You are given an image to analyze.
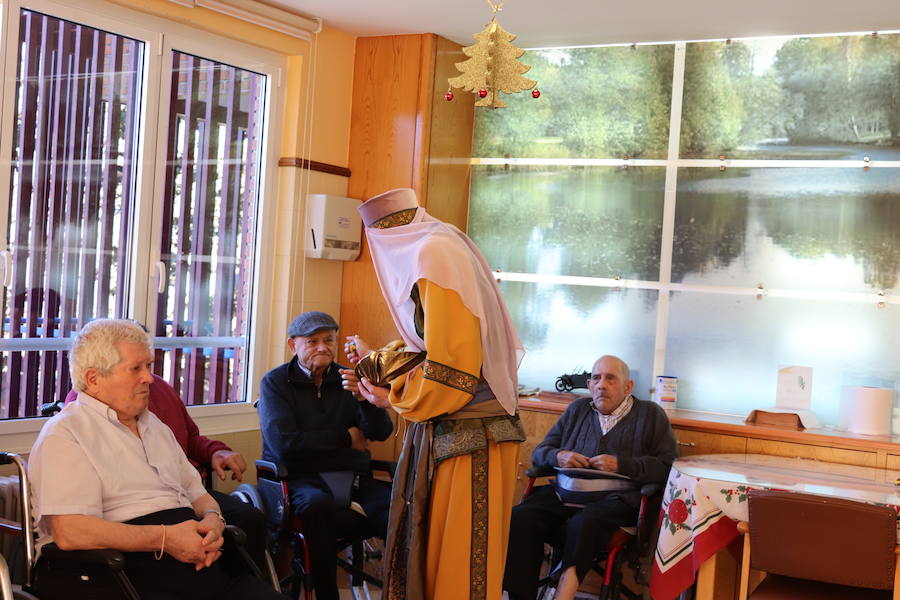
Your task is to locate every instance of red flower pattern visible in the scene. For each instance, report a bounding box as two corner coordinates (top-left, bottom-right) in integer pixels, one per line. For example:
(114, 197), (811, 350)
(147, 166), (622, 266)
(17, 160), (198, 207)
(668, 498), (689, 524)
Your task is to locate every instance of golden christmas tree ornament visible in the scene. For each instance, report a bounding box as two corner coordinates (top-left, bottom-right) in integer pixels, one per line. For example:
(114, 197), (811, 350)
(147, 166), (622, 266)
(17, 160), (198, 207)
(447, 0), (537, 108)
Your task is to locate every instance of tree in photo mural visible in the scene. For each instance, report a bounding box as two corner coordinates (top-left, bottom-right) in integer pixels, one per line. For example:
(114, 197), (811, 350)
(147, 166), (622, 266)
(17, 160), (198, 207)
(473, 44), (674, 159)
(680, 43), (744, 156)
(774, 34), (900, 145)
(471, 51), (555, 157)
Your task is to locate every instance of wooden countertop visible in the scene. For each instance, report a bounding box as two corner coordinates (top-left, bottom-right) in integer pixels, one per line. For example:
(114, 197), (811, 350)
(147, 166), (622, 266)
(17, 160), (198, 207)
(518, 393), (900, 453)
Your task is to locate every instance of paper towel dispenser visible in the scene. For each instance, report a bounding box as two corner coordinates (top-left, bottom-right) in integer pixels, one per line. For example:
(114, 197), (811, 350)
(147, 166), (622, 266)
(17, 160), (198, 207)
(305, 194), (362, 261)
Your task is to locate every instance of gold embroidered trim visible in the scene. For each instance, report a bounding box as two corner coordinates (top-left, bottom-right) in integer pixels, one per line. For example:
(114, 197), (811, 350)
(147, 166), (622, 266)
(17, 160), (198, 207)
(370, 208), (417, 229)
(432, 414), (526, 463)
(423, 360), (479, 395)
(470, 447), (489, 600)
(385, 515), (409, 600)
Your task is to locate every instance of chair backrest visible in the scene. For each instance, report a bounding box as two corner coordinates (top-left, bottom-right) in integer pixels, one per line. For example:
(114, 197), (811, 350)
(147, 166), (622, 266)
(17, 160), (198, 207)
(748, 489), (896, 590)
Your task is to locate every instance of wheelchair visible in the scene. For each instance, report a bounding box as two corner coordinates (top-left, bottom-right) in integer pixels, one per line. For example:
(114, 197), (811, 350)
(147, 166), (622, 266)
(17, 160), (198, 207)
(0, 451), (265, 600)
(521, 466), (662, 600)
(232, 459), (394, 600)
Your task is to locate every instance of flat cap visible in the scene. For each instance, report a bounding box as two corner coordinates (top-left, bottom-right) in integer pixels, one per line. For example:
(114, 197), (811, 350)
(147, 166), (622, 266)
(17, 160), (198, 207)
(287, 311), (339, 338)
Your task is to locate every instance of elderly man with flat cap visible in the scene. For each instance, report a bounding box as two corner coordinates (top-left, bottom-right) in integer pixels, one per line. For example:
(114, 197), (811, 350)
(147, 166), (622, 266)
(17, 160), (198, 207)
(257, 311), (393, 600)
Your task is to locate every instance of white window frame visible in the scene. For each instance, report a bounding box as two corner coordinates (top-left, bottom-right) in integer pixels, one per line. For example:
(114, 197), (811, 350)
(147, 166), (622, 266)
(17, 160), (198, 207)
(0, 0), (289, 449)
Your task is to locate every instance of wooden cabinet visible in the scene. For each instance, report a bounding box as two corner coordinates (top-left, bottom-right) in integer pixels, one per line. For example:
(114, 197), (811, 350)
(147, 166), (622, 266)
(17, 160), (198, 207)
(744, 438), (876, 467)
(886, 454), (900, 470)
(673, 428), (747, 457)
(515, 408), (560, 499)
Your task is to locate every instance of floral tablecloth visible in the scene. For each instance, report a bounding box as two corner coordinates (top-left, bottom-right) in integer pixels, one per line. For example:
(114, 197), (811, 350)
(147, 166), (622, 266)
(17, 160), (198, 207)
(649, 466), (747, 600)
(648, 454), (900, 600)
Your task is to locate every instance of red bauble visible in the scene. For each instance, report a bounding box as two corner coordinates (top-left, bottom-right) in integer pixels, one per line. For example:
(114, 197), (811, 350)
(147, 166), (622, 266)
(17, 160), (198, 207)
(531, 89), (541, 98)
(444, 91), (454, 101)
(478, 88), (488, 98)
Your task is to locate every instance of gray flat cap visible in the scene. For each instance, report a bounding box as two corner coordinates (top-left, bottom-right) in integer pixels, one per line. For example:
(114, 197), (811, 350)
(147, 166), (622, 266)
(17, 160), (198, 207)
(287, 311), (339, 338)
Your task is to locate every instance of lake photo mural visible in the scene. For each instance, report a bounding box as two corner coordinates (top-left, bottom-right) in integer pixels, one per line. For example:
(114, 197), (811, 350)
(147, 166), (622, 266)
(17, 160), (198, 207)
(469, 32), (900, 424)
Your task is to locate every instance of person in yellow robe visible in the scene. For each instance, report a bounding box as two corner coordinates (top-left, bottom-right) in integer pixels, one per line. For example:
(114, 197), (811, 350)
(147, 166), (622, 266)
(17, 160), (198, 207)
(350, 188), (525, 600)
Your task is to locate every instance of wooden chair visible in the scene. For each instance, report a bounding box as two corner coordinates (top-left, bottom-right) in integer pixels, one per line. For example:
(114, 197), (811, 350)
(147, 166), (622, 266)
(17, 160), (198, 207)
(737, 489), (900, 600)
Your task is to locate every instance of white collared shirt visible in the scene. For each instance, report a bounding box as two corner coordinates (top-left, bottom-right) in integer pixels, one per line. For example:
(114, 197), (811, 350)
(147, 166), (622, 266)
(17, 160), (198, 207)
(28, 392), (207, 549)
(595, 394), (634, 435)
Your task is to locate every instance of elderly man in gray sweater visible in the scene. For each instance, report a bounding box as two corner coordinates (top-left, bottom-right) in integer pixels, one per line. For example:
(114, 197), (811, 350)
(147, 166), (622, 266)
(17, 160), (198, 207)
(503, 355), (677, 600)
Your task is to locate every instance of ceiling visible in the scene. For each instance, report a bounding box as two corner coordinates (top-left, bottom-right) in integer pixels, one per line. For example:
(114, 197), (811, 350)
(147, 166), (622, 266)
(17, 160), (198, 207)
(268, 0), (900, 48)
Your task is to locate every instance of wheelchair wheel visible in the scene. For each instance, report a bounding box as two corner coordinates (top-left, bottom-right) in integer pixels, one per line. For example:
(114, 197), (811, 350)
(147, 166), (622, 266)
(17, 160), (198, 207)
(340, 535), (385, 600)
(232, 484), (265, 513)
(535, 544), (560, 600)
(231, 484), (284, 594)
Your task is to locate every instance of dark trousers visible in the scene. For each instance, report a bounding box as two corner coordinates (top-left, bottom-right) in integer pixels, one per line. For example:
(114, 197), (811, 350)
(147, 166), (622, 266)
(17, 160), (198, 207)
(288, 474), (392, 600)
(503, 486), (637, 600)
(124, 508), (285, 600)
(212, 488), (268, 573)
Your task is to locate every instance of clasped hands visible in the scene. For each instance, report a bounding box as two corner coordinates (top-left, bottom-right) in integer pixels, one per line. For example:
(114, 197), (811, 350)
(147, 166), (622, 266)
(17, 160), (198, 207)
(167, 513), (225, 570)
(556, 450), (618, 473)
(340, 335), (391, 409)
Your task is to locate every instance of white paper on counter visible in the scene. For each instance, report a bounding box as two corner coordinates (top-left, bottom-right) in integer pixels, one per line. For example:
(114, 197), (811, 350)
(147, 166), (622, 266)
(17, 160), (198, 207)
(776, 366), (812, 410)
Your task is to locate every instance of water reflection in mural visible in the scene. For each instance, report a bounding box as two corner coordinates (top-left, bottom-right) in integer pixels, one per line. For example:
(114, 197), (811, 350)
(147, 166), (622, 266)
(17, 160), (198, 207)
(666, 292), (900, 424)
(469, 165), (665, 280)
(675, 167), (900, 293)
(500, 281), (658, 399)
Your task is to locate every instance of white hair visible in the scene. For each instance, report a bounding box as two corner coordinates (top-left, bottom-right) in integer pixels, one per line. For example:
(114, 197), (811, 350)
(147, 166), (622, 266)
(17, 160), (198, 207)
(69, 319), (153, 391)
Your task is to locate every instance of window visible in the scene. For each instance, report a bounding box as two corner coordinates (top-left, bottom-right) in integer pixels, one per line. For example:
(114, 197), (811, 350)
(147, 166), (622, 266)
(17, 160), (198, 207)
(0, 0), (283, 419)
(470, 33), (900, 425)
(154, 51), (267, 406)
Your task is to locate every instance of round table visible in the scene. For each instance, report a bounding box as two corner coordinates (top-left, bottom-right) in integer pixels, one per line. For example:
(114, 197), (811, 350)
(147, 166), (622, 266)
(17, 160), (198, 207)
(649, 453), (900, 600)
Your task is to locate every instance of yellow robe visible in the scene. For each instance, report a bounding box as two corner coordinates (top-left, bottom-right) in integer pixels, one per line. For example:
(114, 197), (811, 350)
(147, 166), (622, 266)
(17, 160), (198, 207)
(389, 278), (520, 600)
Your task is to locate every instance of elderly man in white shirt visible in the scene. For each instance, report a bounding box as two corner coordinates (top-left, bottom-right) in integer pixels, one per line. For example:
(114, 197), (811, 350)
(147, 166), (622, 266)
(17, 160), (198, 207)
(28, 319), (283, 600)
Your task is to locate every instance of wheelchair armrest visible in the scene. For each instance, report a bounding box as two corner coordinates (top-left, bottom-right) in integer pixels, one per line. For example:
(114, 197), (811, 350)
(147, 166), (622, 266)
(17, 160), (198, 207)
(255, 459), (288, 481)
(40, 401), (64, 417)
(635, 482), (665, 553)
(40, 544), (127, 570)
(222, 524), (265, 581)
(525, 465), (556, 478)
(640, 483), (662, 497)
(224, 524), (247, 546)
(370, 460), (397, 479)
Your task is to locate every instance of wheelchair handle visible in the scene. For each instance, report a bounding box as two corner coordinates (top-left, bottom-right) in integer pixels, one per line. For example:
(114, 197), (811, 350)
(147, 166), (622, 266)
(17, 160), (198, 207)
(0, 452), (35, 584)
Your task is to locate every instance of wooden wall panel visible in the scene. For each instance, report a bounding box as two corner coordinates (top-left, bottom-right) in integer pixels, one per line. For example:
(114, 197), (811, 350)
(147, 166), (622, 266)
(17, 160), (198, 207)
(422, 36), (474, 232)
(342, 34), (425, 353)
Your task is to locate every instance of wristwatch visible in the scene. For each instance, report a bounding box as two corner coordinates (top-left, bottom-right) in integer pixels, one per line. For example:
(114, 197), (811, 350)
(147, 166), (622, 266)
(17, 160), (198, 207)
(205, 509), (226, 526)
